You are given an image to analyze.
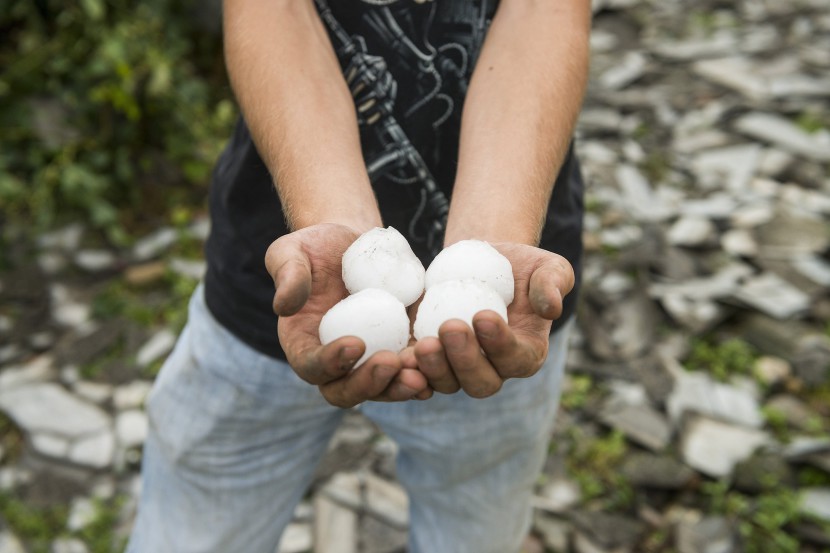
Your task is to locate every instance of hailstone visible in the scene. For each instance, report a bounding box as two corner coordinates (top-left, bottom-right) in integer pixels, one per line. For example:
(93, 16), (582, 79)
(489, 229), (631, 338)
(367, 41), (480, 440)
(319, 288), (410, 367)
(425, 240), (514, 305)
(342, 226), (426, 306)
(413, 279), (508, 340)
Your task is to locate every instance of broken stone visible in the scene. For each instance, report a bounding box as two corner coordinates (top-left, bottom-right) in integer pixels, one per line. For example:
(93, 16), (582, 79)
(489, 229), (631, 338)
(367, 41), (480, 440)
(276, 523), (312, 553)
(599, 402), (671, 451)
(570, 510), (646, 551)
(68, 430), (115, 469)
(168, 258), (206, 280)
(0, 531), (25, 553)
(801, 488), (830, 523)
(599, 51), (647, 90)
(621, 452), (695, 490)
(50, 537), (88, 553)
(689, 143), (761, 192)
(680, 415), (769, 477)
(113, 380), (153, 411)
(37, 223), (84, 251)
(50, 284), (91, 328)
(0, 382), (110, 439)
(753, 356), (791, 386)
(667, 370), (764, 428)
(533, 513), (570, 553)
(312, 494), (357, 553)
(67, 497), (97, 532)
(132, 228), (178, 261)
(115, 410), (148, 449)
(124, 261), (167, 286)
(534, 478), (582, 514)
(675, 515), (736, 553)
(135, 329), (176, 368)
(733, 453), (794, 493)
(74, 250), (118, 273)
(731, 272), (810, 319)
(667, 217), (716, 247)
(721, 229), (758, 257)
(735, 112), (830, 162)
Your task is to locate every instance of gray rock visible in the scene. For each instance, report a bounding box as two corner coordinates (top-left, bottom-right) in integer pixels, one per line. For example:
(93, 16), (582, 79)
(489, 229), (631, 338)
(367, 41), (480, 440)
(276, 523), (312, 553)
(676, 515), (736, 553)
(599, 51), (647, 90)
(753, 356), (791, 386)
(359, 515), (408, 553)
(667, 369), (764, 428)
(721, 229), (758, 257)
(756, 208), (830, 255)
(615, 165), (675, 222)
(599, 402), (671, 451)
(679, 415), (769, 477)
(0, 531), (25, 553)
(0, 382), (110, 438)
(0, 355), (55, 389)
(533, 477), (582, 514)
(678, 194), (737, 220)
(50, 284), (91, 328)
(67, 497), (97, 532)
(735, 113), (830, 162)
(313, 494), (357, 553)
(73, 381), (113, 405)
(689, 143), (761, 192)
(115, 410), (148, 449)
(37, 223), (84, 251)
(74, 250), (117, 272)
(732, 272), (810, 319)
(135, 329), (177, 368)
(621, 452), (695, 489)
(801, 488), (830, 523)
(533, 513), (570, 553)
(733, 453), (794, 493)
(693, 57), (770, 101)
(667, 217), (716, 247)
(570, 510), (645, 550)
(321, 472), (409, 530)
(68, 430), (115, 469)
(113, 380), (153, 411)
(132, 227), (179, 261)
(169, 258), (206, 280)
(51, 538), (88, 553)
(650, 31), (739, 61)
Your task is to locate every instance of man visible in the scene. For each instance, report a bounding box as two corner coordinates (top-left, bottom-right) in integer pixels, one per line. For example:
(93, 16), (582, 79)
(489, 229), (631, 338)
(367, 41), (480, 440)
(127, 1), (589, 551)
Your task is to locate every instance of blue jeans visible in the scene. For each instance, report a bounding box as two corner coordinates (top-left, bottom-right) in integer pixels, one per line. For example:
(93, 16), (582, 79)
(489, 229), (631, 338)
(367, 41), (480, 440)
(127, 285), (571, 553)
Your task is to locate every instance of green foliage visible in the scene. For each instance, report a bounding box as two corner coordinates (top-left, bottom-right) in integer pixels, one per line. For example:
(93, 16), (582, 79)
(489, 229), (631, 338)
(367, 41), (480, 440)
(0, 0), (235, 241)
(77, 497), (128, 553)
(684, 337), (757, 382)
(702, 479), (806, 553)
(0, 493), (68, 553)
(567, 429), (632, 508)
(561, 375), (593, 410)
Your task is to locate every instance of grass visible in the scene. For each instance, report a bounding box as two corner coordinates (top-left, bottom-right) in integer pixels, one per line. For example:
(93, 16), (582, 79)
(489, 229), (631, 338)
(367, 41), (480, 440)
(566, 429), (632, 509)
(684, 336), (757, 382)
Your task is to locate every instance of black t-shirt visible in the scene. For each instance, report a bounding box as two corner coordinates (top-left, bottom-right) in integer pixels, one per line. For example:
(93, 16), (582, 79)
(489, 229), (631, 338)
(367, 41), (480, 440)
(203, 0), (584, 360)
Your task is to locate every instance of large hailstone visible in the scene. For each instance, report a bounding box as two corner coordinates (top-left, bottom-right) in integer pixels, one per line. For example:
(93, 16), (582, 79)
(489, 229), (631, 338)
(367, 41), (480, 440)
(342, 227), (426, 306)
(319, 288), (410, 367)
(413, 279), (508, 340)
(425, 240), (514, 305)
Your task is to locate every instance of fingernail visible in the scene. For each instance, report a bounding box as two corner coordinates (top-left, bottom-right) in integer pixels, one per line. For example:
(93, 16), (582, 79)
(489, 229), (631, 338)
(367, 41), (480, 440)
(474, 320), (498, 340)
(443, 332), (466, 351)
(397, 384), (418, 398)
(340, 347), (361, 370)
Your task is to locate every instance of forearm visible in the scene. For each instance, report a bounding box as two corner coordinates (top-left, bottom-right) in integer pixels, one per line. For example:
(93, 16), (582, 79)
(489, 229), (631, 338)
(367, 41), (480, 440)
(444, 0), (591, 246)
(224, 0), (381, 232)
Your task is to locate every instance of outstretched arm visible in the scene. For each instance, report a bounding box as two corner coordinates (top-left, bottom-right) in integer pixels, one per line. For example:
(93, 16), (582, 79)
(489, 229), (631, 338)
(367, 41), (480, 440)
(225, 0), (430, 406)
(412, 0), (591, 397)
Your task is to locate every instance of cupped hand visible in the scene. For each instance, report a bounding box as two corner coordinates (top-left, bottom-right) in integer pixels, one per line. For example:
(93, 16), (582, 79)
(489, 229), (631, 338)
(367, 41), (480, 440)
(404, 243), (575, 398)
(265, 223), (431, 407)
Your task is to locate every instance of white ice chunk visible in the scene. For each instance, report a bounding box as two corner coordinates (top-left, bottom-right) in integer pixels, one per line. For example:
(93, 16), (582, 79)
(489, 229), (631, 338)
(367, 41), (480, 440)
(425, 240), (514, 305)
(414, 280), (508, 340)
(342, 227), (425, 306)
(319, 289), (410, 367)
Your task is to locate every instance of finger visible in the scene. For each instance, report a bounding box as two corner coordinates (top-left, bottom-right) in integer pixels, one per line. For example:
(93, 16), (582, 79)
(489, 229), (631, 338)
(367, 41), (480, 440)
(473, 311), (547, 379)
(291, 336), (366, 385)
(439, 320), (503, 399)
(528, 255), (574, 320)
(265, 236), (313, 316)
(374, 368), (432, 402)
(318, 351), (402, 408)
(413, 337), (461, 394)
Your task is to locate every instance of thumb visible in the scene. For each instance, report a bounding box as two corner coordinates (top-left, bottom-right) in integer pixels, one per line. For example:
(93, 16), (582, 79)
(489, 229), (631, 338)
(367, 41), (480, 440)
(527, 254), (574, 320)
(265, 235), (313, 316)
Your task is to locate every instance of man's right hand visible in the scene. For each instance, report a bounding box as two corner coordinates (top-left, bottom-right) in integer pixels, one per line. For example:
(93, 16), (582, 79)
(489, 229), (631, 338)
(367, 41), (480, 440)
(265, 223), (432, 408)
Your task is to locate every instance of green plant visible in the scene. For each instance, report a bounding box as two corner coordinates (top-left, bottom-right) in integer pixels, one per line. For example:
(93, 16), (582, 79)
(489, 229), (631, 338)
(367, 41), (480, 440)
(0, 0), (235, 242)
(561, 375), (593, 410)
(684, 337), (757, 382)
(77, 497), (128, 553)
(0, 493), (68, 553)
(567, 429), (632, 509)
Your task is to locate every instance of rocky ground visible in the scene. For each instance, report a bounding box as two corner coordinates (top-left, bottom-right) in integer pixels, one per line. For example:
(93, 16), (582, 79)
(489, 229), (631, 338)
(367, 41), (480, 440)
(1, 0), (830, 552)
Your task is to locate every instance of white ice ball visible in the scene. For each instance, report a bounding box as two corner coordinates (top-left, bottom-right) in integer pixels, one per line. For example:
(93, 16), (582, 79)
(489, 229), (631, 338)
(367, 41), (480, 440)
(319, 288), (411, 367)
(425, 240), (514, 305)
(342, 226), (426, 306)
(413, 279), (508, 340)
